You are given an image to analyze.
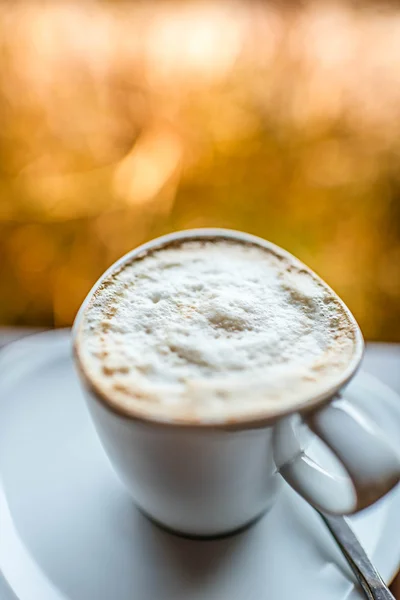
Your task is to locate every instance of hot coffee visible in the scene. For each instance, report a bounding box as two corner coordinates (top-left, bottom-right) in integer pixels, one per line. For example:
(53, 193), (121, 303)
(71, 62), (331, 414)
(75, 236), (357, 423)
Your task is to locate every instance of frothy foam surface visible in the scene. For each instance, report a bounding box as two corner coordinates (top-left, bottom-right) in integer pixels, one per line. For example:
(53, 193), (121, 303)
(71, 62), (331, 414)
(76, 238), (358, 423)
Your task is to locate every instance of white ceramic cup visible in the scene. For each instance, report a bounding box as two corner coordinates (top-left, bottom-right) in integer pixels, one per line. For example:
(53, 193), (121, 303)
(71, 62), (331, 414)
(73, 229), (400, 537)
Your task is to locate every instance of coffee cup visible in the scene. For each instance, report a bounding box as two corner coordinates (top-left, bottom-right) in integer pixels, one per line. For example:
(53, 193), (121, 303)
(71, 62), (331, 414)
(73, 229), (400, 536)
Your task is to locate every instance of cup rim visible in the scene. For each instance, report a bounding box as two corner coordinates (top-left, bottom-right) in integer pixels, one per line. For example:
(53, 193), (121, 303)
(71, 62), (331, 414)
(73, 228), (365, 430)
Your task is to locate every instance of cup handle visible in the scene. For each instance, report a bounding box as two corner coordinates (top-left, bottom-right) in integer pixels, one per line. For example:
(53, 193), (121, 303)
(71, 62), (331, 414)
(274, 396), (400, 514)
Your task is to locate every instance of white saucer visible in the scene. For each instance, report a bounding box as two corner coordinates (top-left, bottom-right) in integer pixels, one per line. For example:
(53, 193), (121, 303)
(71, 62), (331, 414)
(1, 330), (400, 600)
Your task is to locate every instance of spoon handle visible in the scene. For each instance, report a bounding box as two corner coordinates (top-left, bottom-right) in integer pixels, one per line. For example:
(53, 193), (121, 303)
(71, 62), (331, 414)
(319, 512), (395, 600)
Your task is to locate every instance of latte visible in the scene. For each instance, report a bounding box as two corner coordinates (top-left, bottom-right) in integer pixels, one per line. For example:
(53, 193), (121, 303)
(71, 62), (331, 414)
(75, 235), (358, 423)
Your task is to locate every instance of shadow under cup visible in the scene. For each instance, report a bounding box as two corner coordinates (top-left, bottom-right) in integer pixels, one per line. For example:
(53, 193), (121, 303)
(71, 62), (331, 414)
(72, 228), (400, 537)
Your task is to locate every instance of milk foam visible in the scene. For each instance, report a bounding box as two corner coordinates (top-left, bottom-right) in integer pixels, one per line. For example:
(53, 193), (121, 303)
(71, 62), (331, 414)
(76, 239), (357, 423)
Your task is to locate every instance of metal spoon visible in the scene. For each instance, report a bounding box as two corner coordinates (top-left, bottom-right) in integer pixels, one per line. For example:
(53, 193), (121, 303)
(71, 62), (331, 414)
(319, 511), (396, 600)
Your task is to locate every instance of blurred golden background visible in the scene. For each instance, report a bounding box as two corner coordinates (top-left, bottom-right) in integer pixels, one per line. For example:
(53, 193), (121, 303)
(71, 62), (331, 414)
(1, 1), (399, 340)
